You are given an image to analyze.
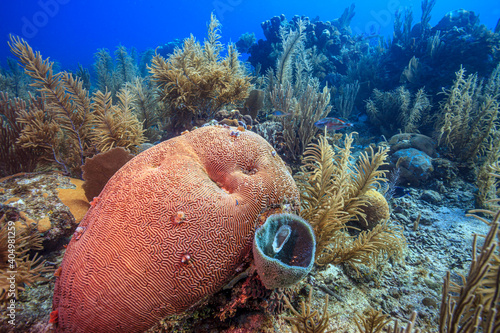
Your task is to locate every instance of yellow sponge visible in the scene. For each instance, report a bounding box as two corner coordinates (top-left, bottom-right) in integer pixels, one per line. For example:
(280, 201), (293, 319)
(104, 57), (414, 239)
(358, 190), (390, 229)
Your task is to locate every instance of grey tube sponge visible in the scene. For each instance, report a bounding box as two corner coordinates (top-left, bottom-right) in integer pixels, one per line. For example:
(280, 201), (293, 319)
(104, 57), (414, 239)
(252, 213), (316, 289)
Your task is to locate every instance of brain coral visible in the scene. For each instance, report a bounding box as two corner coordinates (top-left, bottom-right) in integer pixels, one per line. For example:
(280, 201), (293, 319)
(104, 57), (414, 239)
(52, 126), (299, 332)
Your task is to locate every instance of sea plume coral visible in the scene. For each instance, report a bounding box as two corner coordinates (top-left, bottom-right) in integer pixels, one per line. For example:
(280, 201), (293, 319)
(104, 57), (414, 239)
(8, 35), (146, 177)
(437, 65), (500, 163)
(266, 20), (333, 162)
(0, 213), (53, 307)
(149, 14), (252, 134)
(52, 125), (299, 332)
(295, 133), (405, 272)
(0, 92), (41, 176)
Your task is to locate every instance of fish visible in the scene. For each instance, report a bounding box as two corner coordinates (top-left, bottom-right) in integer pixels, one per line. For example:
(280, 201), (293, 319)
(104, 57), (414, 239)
(393, 186), (411, 198)
(271, 110), (292, 117)
(314, 117), (353, 131)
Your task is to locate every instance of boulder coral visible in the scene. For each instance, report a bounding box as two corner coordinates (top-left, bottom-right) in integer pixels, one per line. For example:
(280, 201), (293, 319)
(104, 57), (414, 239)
(51, 126), (300, 332)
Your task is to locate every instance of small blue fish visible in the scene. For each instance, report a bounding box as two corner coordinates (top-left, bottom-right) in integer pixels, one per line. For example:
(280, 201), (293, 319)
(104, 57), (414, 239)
(314, 117), (353, 131)
(271, 110), (291, 117)
(393, 186), (411, 198)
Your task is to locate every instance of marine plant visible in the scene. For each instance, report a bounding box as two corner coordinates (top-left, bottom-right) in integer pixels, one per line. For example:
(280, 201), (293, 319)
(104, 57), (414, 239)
(127, 77), (164, 142)
(75, 63), (91, 92)
(114, 45), (137, 87)
(333, 80), (359, 119)
(365, 86), (431, 137)
(94, 48), (115, 93)
(295, 132), (405, 271)
(439, 206), (500, 332)
(6, 35), (146, 178)
(0, 92), (40, 177)
(354, 308), (392, 333)
(283, 286), (333, 333)
(354, 309), (419, 333)
(89, 87), (145, 153)
(266, 19), (333, 162)
(149, 13), (252, 134)
(93, 46), (138, 98)
(437, 65), (499, 163)
(138, 48), (155, 77)
(0, 212), (53, 308)
(477, 155), (500, 209)
(0, 58), (33, 99)
(271, 81), (332, 162)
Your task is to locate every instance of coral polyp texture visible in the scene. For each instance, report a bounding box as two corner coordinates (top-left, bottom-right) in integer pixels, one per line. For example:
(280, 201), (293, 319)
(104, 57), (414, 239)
(51, 125), (299, 332)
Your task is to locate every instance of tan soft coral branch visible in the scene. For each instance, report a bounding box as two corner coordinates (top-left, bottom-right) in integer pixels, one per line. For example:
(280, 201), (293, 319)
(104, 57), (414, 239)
(8, 35), (146, 177)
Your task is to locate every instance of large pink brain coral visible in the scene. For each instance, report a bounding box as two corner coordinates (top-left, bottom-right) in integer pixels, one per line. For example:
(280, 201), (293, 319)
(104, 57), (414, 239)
(52, 126), (299, 332)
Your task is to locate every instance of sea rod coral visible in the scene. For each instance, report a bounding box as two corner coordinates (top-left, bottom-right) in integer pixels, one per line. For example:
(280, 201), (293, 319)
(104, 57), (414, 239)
(51, 125), (300, 332)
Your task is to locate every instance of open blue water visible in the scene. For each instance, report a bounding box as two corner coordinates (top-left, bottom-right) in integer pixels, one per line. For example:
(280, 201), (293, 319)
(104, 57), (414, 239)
(0, 0), (498, 69)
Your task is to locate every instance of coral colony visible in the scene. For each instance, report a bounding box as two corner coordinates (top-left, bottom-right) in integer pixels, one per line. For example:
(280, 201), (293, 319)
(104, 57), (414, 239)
(1, 3), (500, 333)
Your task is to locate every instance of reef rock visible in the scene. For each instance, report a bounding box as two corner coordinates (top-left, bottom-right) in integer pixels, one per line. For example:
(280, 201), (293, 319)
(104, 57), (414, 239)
(391, 148), (434, 186)
(388, 133), (437, 157)
(52, 126), (300, 332)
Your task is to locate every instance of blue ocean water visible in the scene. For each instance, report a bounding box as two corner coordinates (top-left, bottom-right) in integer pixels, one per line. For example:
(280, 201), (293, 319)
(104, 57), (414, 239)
(0, 0), (498, 69)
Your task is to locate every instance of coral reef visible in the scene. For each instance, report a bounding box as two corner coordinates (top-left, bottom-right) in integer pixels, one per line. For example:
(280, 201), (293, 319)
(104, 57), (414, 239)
(242, 89), (265, 120)
(249, 10), (366, 80)
(438, 206), (500, 332)
(127, 77), (164, 142)
(2, 2), (500, 332)
(382, 6), (500, 95)
(390, 148), (434, 187)
(0, 58), (34, 99)
(333, 80), (359, 119)
(89, 87), (145, 153)
(236, 32), (256, 54)
(249, 7), (500, 139)
(0, 172), (92, 332)
(0, 214), (52, 308)
(265, 19), (333, 162)
(52, 125), (299, 332)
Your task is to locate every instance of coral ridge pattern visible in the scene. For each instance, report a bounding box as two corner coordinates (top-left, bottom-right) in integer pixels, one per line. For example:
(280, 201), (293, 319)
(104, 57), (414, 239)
(51, 126), (300, 332)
